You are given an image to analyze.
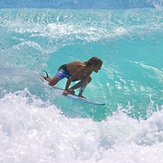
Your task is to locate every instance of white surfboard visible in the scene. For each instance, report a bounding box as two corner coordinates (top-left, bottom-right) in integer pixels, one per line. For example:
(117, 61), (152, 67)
(41, 76), (105, 106)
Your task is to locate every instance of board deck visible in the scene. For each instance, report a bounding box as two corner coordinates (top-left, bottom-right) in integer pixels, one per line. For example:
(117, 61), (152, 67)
(41, 76), (105, 105)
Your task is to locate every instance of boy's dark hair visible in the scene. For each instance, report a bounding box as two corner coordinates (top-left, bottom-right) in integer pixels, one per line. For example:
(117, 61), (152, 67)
(85, 57), (102, 66)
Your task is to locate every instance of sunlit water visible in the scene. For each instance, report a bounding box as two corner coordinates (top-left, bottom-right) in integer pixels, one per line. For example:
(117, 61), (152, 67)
(0, 7), (163, 162)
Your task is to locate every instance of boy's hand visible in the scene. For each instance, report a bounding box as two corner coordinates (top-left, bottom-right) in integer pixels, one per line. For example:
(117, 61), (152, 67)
(63, 89), (75, 96)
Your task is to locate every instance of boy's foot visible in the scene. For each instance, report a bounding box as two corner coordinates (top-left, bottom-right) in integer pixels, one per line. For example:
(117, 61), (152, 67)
(78, 95), (86, 99)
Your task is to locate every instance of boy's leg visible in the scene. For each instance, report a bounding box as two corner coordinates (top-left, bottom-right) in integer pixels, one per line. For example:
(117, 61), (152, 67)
(70, 76), (92, 97)
(49, 76), (59, 86)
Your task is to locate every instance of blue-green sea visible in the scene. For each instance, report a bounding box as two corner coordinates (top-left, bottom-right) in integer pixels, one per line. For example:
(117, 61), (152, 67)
(0, 7), (163, 162)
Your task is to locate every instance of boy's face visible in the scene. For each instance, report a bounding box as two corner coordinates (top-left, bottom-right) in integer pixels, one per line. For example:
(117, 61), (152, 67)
(92, 64), (102, 73)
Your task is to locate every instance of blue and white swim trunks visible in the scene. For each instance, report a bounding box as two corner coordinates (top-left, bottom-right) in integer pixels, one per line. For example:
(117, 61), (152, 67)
(55, 64), (71, 80)
(55, 64), (79, 82)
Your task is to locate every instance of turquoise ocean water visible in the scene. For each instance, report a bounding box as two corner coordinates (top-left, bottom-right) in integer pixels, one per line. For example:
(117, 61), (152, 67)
(0, 5), (163, 163)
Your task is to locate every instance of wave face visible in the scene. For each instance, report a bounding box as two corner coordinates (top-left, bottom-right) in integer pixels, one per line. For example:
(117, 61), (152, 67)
(0, 8), (163, 162)
(1, 0), (163, 9)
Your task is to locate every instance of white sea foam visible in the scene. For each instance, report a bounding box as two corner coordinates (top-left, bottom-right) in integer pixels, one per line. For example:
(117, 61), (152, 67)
(0, 90), (163, 162)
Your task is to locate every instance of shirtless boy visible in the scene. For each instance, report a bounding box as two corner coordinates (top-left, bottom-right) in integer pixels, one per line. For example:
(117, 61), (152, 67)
(42, 56), (103, 98)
